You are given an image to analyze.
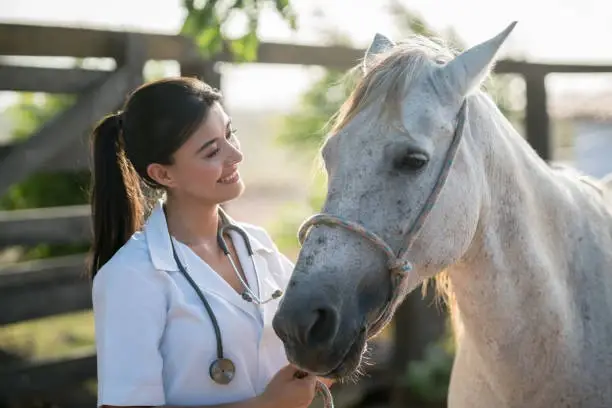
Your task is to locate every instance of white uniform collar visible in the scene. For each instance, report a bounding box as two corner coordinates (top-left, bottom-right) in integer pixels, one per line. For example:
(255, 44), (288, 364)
(144, 199), (273, 273)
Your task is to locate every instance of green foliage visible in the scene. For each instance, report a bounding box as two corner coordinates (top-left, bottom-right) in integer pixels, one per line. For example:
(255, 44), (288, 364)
(1, 93), (91, 260)
(276, 70), (353, 154)
(181, 0), (297, 62)
(400, 329), (455, 403)
(268, 171), (328, 255)
(270, 67), (358, 254)
(4, 93), (74, 142)
(387, 1), (439, 40)
(0, 93), (88, 212)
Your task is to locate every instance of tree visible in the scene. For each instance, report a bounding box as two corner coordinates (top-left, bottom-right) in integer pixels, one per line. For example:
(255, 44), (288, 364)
(181, 0), (297, 62)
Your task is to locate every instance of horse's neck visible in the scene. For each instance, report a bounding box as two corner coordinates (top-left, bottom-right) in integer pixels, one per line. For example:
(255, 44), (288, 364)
(447, 94), (612, 400)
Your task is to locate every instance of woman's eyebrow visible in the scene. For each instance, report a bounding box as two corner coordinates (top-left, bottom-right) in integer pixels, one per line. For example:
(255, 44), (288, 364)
(195, 138), (218, 154)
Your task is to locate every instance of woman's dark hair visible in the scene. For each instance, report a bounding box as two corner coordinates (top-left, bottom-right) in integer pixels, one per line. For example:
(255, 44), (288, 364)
(88, 77), (222, 278)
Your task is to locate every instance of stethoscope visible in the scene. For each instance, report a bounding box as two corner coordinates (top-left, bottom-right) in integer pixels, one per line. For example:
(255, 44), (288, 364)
(167, 208), (283, 385)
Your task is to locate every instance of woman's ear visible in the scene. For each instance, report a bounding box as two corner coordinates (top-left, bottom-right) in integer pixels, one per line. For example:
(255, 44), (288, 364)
(147, 163), (176, 189)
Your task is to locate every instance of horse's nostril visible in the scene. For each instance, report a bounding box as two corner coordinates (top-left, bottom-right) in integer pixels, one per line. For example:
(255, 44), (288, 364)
(305, 306), (339, 346)
(273, 293), (341, 350)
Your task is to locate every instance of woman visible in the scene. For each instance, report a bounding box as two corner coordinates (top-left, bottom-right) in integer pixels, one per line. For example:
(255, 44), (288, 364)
(89, 77), (330, 407)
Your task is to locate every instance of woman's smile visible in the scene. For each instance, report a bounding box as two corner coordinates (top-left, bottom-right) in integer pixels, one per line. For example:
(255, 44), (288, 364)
(218, 169), (240, 184)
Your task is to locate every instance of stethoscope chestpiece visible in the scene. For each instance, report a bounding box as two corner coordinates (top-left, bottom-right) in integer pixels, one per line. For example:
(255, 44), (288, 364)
(271, 290), (282, 299)
(210, 358), (236, 385)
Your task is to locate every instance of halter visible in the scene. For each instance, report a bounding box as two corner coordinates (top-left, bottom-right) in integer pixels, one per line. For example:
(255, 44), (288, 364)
(299, 100), (468, 341)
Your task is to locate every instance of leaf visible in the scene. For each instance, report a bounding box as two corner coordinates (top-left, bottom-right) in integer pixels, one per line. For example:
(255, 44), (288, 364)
(273, 0), (297, 29)
(274, 0), (289, 9)
(183, 0), (195, 13)
(242, 29), (259, 61)
(180, 13), (199, 35)
(200, 1), (217, 22)
(276, 70), (351, 153)
(228, 30), (258, 62)
(195, 24), (222, 57)
(182, 1), (218, 34)
(182, 0), (299, 60)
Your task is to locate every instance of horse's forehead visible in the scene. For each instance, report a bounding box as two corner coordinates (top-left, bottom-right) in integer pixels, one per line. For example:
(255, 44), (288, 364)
(328, 73), (453, 162)
(401, 80), (449, 115)
(324, 125), (386, 183)
(333, 107), (384, 151)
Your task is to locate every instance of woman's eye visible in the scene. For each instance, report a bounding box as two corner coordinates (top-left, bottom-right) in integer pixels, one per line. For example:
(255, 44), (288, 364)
(205, 148), (220, 159)
(226, 128), (238, 139)
(393, 152), (429, 172)
(206, 129), (238, 158)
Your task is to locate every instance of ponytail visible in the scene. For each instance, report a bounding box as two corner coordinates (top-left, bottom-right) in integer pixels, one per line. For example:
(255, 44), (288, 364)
(88, 113), (144, 278)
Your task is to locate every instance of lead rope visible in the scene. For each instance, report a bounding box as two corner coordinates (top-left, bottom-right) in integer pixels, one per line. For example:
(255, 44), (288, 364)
(316, 380), (334, 408)
(296, 101), (468, 408)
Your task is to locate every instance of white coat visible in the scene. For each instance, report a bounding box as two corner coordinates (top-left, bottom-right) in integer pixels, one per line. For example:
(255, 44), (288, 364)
(92, 200), (292, 406)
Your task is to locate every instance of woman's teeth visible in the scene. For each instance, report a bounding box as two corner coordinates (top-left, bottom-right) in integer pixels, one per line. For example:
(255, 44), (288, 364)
(218, 171), (240, 184)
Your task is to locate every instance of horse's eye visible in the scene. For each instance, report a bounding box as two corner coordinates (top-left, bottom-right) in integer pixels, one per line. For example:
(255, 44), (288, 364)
(393, 151), (429, 172)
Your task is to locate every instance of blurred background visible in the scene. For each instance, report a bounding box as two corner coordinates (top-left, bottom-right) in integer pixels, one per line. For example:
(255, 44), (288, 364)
(0, 0), (611, 407)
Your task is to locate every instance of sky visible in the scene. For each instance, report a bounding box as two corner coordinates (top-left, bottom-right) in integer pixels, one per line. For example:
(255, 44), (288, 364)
(1, 0), (612, 112)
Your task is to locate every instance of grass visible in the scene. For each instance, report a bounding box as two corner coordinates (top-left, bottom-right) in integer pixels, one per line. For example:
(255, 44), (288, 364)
(0, 310), (94, 361)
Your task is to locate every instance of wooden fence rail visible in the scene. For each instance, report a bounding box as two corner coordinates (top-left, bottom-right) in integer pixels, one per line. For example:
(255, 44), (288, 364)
(0, 349), (97, 401)
(0, 254), (90, 325)
(0, 205), (91, 247)
(2, 23), (612, 165)
(0, 66), (109, 94)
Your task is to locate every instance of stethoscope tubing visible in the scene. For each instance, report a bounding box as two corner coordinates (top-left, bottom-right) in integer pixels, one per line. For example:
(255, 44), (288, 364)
(217, 224), (264, 304)
(167, 215), (281, 367)
(169, 237), (225, 360)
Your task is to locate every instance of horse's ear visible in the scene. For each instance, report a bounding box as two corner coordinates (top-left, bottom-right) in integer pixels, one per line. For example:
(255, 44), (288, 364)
(363, 33), (396, 74)
(438, 21), (517, 97)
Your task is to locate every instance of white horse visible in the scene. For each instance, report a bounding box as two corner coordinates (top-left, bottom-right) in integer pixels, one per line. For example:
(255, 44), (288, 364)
(272, 22), (612, 407)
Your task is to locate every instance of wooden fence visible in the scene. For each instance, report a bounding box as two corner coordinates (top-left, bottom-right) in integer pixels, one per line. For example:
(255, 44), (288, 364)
(1, 22), (612, 407)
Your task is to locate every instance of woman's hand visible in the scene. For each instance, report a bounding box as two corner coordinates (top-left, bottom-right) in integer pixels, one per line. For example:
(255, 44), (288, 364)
(257, 364), (318, 408)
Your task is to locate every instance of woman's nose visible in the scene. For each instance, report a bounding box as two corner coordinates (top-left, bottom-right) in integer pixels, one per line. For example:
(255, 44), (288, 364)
(226, 140), (243, 165)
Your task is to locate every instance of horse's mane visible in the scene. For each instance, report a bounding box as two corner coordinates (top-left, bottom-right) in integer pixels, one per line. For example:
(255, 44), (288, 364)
(327, 35), (459, 137)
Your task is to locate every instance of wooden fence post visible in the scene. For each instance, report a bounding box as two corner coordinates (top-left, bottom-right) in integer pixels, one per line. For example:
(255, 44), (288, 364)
(524, 71), (550, 161)
(180, 60), (222, 91)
